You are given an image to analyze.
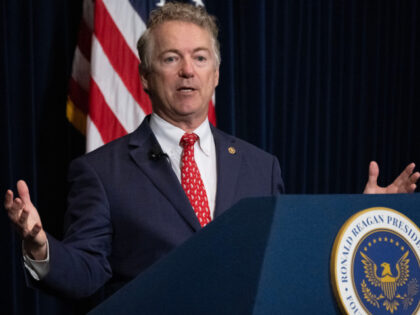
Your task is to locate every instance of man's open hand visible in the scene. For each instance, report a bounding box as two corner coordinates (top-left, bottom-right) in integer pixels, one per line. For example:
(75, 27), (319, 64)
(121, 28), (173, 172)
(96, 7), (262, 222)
(4, 180), (47, 260)
(363, 161), (420, 194)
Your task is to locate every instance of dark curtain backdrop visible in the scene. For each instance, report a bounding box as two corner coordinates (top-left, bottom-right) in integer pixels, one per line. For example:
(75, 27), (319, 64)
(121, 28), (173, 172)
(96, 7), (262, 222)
(209, 0), (420, 194)
(1, 0), (419, 314)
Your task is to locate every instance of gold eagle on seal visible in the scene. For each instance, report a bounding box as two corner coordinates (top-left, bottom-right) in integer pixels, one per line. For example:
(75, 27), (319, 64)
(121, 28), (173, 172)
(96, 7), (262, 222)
(360, 250), (410, 300)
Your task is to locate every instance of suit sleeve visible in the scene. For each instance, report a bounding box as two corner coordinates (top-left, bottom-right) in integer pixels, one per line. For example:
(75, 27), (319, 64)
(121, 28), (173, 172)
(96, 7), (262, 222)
(37, 157), (113, 299)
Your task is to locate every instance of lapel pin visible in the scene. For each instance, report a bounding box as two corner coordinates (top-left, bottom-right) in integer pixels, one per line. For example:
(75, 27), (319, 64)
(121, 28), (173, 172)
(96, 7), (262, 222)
(228, 147), (236, 155)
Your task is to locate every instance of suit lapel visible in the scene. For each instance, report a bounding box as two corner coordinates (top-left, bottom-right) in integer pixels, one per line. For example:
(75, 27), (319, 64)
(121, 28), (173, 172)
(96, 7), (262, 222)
(128, 119), (202, 232)
(212, 126), (242, 218)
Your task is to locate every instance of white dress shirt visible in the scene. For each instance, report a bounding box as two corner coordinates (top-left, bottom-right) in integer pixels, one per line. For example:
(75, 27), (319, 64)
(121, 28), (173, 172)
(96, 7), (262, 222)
(149, 113), (217, 218)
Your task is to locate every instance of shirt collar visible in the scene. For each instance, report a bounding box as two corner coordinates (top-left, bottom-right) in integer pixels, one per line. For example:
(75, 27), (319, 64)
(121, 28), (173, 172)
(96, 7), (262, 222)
(149, 113), (212, 156)
(193, 117), (212, 156)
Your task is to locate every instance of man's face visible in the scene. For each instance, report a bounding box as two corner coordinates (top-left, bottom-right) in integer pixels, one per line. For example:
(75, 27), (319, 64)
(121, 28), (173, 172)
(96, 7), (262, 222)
(141, 21), (219, 129)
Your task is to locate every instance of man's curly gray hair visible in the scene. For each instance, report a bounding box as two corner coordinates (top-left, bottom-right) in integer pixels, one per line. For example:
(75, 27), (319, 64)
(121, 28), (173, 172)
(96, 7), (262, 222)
(137, 2), (220, 74)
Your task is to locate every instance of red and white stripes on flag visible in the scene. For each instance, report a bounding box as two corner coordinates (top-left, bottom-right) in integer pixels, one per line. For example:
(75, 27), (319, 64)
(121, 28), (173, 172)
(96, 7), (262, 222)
(67, 0), (216, 152)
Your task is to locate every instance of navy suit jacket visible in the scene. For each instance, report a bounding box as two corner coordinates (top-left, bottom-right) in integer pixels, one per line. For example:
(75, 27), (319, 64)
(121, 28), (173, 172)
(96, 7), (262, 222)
(38, 118), (284, 306)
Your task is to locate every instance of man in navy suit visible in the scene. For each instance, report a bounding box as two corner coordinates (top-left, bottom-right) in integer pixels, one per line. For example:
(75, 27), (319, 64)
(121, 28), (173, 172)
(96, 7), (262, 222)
(4, 1), (419, 311)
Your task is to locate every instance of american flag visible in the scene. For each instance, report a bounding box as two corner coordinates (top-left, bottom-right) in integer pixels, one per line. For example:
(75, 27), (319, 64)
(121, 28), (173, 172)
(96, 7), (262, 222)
(66, 0), (216, 152)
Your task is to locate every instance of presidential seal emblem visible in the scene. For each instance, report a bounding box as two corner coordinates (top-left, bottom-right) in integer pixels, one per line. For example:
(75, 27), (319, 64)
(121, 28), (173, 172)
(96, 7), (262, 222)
(331, 207), (420, 314)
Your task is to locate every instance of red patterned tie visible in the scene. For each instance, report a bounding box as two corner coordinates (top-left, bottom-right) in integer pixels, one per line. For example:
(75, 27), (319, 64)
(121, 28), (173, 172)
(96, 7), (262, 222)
(180, 133), (211, 227)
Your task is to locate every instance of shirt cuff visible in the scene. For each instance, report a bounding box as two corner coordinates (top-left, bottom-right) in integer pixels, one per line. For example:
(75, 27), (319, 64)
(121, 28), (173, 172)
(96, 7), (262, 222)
(22, 240), (50, 281)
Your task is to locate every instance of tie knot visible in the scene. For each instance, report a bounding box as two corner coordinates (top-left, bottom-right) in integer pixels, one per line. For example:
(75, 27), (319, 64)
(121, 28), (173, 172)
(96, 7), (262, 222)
(180, 133), (199, 147)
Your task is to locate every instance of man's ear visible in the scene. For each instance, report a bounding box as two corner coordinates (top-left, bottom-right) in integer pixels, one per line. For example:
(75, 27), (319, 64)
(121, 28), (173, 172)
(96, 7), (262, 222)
(139, 63), (150, 93)
(214, 68), (220, 88)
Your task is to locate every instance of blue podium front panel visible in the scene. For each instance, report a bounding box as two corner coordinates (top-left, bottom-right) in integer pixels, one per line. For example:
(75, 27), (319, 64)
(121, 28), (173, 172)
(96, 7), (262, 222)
(253, 194), (420, 314)
(90, 194), (420, 314)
